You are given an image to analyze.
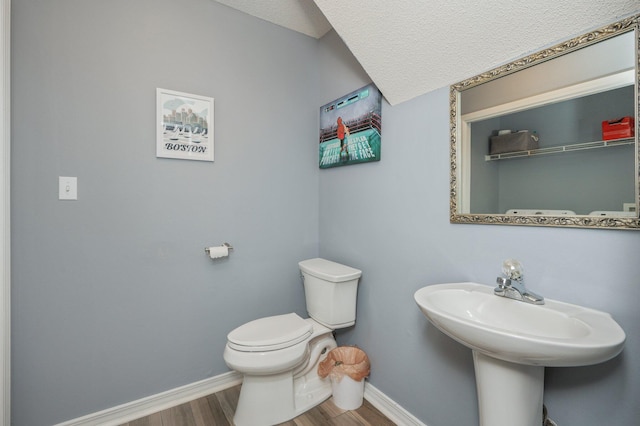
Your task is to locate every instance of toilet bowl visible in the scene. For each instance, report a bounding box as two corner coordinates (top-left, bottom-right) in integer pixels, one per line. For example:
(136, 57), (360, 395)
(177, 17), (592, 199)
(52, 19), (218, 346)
(223, 258), (362, 426)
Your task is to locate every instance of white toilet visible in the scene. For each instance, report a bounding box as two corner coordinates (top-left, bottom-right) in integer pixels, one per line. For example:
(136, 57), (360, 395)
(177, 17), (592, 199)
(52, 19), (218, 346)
(223, 258), (362, 426)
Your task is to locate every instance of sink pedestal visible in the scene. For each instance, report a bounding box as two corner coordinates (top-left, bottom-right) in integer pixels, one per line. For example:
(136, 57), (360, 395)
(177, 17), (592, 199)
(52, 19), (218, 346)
(473, 351), (543, 426)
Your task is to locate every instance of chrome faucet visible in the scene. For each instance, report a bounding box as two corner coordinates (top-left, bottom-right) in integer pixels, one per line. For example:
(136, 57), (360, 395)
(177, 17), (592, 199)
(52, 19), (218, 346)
(494, 259), (544, 305)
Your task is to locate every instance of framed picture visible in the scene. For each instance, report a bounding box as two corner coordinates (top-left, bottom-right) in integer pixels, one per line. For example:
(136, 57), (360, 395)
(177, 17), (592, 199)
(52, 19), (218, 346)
(319, 84), (382, 168)
(156, 88), (214, 161)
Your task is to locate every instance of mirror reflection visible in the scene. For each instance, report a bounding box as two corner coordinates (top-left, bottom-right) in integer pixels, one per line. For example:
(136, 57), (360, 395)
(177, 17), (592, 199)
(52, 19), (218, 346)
(450, 15), (639, 229)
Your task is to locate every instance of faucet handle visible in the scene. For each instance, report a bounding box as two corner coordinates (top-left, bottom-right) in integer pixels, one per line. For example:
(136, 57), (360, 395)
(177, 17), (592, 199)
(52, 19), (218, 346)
(496, 276), (511, 287)
(502, 259), (523, 281)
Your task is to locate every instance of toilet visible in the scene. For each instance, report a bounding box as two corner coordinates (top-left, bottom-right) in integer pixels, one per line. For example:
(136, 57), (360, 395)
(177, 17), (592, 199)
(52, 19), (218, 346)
(223, 258), (362, 426)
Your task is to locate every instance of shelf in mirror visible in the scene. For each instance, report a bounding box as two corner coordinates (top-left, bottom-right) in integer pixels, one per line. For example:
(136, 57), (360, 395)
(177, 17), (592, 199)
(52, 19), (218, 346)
(485, 137), (634, 161)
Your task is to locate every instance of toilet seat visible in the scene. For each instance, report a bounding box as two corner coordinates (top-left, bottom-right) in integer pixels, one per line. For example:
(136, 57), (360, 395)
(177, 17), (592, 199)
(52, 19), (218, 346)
(227, 313), (313, 352)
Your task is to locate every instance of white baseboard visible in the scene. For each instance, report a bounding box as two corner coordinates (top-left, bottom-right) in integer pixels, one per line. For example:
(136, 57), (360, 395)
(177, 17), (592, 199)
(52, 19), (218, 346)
(55, 372), (425, 426)
(364, 382), (427, 426)
(54, 371), (243, 426)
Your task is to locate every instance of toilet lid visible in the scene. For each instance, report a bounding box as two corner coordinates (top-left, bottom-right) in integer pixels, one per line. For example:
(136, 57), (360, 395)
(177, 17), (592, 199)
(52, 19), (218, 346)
(227, 313), (313, 352)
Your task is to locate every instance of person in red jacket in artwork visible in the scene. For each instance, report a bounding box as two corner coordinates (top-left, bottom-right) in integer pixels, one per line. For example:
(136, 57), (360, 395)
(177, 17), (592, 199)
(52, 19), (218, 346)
(336, 117), (350, 159)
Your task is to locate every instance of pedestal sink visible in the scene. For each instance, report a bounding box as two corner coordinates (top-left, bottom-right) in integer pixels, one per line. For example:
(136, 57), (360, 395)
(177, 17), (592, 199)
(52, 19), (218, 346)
(414, 282), (625, 426)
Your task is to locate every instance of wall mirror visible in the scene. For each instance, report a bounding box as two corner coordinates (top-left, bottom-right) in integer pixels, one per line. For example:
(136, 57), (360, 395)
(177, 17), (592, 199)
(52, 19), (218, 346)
(450, 14), (639, 230)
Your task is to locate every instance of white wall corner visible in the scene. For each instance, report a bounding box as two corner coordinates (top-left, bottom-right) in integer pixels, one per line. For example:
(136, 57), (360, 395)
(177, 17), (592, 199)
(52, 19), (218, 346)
(0, 0), (10, 425)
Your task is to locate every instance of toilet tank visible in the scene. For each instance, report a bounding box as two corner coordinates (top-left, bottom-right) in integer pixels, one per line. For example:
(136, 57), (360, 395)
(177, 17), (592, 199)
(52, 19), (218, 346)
(298, 258), (362, 329)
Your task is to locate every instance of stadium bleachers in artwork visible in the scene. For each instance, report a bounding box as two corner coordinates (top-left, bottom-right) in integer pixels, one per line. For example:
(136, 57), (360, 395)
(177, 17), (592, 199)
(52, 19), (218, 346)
(319, 111), (382, 144)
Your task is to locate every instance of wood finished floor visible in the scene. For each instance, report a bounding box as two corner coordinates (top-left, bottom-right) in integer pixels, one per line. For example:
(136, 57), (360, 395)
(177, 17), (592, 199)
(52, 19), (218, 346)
(121, 384), (396, 426)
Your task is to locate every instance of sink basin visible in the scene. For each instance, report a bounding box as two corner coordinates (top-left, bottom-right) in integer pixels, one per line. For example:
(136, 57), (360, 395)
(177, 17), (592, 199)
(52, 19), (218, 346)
(415, 282), (626, 426)
(414, 282), (626, 426)
(414, 282), (625, 366)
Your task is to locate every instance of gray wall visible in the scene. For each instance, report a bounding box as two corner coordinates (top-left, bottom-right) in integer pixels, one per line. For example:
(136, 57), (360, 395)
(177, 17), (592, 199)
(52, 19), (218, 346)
(317, 27), (640, 426)
(11, 1), (640, 426)
(11, 1), (320, 425)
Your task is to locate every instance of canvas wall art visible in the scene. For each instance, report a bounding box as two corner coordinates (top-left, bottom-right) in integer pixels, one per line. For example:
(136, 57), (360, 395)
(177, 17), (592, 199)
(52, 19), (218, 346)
(319, 84), (382, 168)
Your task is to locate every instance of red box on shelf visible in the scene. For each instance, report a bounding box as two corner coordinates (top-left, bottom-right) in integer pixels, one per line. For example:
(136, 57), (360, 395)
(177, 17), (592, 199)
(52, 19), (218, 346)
(602, 116), (635, 140)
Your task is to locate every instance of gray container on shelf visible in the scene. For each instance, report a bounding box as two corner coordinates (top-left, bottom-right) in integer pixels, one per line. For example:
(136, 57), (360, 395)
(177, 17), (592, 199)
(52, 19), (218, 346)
(490, 131), (539, 154)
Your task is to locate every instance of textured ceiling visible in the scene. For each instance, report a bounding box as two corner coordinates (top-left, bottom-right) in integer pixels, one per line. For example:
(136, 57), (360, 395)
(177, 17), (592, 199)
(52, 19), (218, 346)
(214, 0), (331, 38)
(215, 0), (639, 105)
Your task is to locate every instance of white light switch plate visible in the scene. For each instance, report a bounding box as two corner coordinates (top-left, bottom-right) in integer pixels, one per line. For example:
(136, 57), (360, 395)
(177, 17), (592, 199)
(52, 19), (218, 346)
(59, 176), (77, 200)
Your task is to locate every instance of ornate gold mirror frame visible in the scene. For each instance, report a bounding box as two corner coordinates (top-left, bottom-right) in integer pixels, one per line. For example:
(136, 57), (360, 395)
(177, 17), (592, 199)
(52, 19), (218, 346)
(450, 15), (640, 230)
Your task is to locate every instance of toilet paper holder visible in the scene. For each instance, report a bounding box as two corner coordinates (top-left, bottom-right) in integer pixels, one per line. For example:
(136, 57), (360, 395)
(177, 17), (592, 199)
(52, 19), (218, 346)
(204, 242), (233, 256)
